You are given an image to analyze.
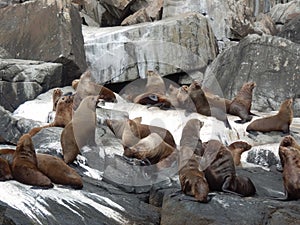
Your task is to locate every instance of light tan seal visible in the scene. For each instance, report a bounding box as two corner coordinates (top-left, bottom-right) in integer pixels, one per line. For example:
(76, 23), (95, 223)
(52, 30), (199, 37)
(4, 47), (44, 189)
(228, 141), (252, 166)
(52, 88), (63, 111)
(228, 82), (256, 123)
(201, 140), (256, 197)
(12, 134), (53, 188)
(61, 95), (99, 164)
(123, 133), (175, 165)
(36, 153), (83, 189)
(246, 98), (293, 134)
(278, 146), (300, 200)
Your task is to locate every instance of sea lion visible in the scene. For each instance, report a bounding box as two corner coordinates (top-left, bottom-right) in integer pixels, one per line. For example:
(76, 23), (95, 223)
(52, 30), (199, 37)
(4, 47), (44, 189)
(168, 84), (195, 111)
(72, 79), (80, 90)
(29, 94), (74, 136)
(278, 146), (300, 200)
(228, 82), (256, 123)
(201, 140), (256, 196)
(106, 118), (176, 148)
(52, 88), (63, 111)
(246, 98), (293, 134)
(187, 81), (231, 128)
(12, 134), (53, 188)
(134, 71), (172, 109)
(61, 95), (99, 164)
(0, 157), (13, 181)
(36, 153), (83, 189)
(73, 70), (116, 110)
(228, 141), (252, 166)
(123, 133), (175, 164)
(279, 135), (300, 169)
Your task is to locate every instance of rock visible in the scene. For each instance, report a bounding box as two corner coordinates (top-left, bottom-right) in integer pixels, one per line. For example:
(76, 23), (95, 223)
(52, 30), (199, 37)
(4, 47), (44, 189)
(0, 47), (12, 58)
(246, 145), (280, 168)
(77, 0), (106, 26)
(160, 167), (300, 225)
(83, 12), (218, 84)
(253, 13), (277, 35)
(0, 0), (87, 86)
(0, 59), (63, 112)
(203, 34), (300, 116)
(277, 14), (300, 44)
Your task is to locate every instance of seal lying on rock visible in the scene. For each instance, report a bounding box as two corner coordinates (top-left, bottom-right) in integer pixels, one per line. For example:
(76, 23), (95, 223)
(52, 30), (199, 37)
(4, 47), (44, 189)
(201, 140), (256, 197)
(246, 98), (293, 134)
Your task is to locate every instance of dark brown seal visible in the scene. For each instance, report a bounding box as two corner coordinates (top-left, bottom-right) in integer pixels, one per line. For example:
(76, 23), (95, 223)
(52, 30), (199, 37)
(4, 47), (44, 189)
(187, 81), (231, 129)
(279, 135), (300, 169)
(0, 157), (13, 181)
(12, 134), (53, 188)
(228, 82), (256, 123)
(29, 94), (74, 136)
(123, 133), (175, 164)
(73, 70), (116, 110)
(228, 141), (252, 166)
(36, 153), (83, 189)
(61, 95), (99, 164)
(278, 146), (300, 200)
(246, 98), (293, 134)
(178, 118), (210, 202)
(201, 140), (256, 196)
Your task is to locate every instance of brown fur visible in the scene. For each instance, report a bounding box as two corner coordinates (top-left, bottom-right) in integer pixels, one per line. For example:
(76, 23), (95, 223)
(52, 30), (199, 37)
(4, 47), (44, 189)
(72, 79), (80, 90)
(279, 146), (300, 200)
(61, 96), (99, 164)
(36, 154), (83, 189)
(246, 98), (293, 133)
(0, 157), (13, 181)
(12, 134), (53, 188)
(201, 140), (256, 196)
(73, 70), (116, 110)
(52, 88), (63, 111)
(29, 94), (74, 136)
(228, 141), (252, 166)
(279, 135), (300, 168)
(145, 70), (166, 95)
(228, 82), (256, 123)
(123, 133), (175, 164)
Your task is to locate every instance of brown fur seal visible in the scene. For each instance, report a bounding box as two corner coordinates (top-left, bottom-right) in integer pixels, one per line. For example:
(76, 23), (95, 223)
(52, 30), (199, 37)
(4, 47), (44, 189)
(201, 140), (256, 196)
(73, 70), (116, 110)
(246, 98), (293, 134)
(36, 153), (83, 189)
(12, 134), (53, 188)
(106, 118), (176, 148)
(134, 71), (172, 109)
(279, 135), (300, 168)
(52, 88), (63, 111)
(228, 141), (252, 166)
(278, 146), (300, 200)
(178, 118), (210, 202)
(228, 82), (256, 123)
(29, 94), (74, 136)
(61, 95), (99, 164)
(123, 133), (175, 164)
(72, 79), (80, 90)
(0, 157), (13, 181)
(168, 84), (195, 111)
(187, 81), (231, 129)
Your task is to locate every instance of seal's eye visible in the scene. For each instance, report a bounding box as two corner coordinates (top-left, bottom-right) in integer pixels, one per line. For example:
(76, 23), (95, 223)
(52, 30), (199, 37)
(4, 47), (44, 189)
(149, 94), (158, 102)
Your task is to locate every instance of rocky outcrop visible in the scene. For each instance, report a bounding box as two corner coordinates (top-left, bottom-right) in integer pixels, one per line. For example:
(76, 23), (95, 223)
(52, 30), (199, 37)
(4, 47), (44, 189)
(0, 0), (87, 86)
(0, 59), (62, 112)
(203, 34), (300, 116)
(277, 14), (300, 44)
(83, 12), (218, 83)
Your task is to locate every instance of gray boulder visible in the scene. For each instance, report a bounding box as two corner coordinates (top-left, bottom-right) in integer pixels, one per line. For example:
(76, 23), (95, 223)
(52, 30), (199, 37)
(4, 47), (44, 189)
(203, 34), (300, 116)
(0, 0), (87, 86)
(0, 59), (62, 112)
(277, 14), (300, 44)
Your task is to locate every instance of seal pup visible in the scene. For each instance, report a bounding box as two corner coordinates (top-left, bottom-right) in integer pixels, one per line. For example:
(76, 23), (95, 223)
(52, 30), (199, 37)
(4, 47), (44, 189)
(277, 146), (300, 200)
(228, 141), (252, 166)
(177, 118), (210, 202)
(246, 98), (293, 134)
(61, 95), (99, 164)
(12, 134), (53, 188)
(73, 70), (116, 110)
(36, 153), (83, 189)
(201, 140), (256, 196)
(123, 133), (175, 164)
(29, 94), (74, 136)
(228, 82), (256, 123)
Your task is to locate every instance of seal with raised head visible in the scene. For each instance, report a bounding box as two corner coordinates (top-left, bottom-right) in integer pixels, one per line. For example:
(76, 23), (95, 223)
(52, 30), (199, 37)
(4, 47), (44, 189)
(246, 98), (293, 134)
(227, 141), (252, 166)
(36, 153), (83, 189)
(12, 134), (53, 188)
(123, 133), (175, 165)
(61, 95), (99, 164)
(201, 140), (256, 196)
(52, 88), (63, 111)
(228, 82), (256, 123)
(279, 135), (300, 168)
(278, 146), (300, 200)
(73, 70), (116, 110)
